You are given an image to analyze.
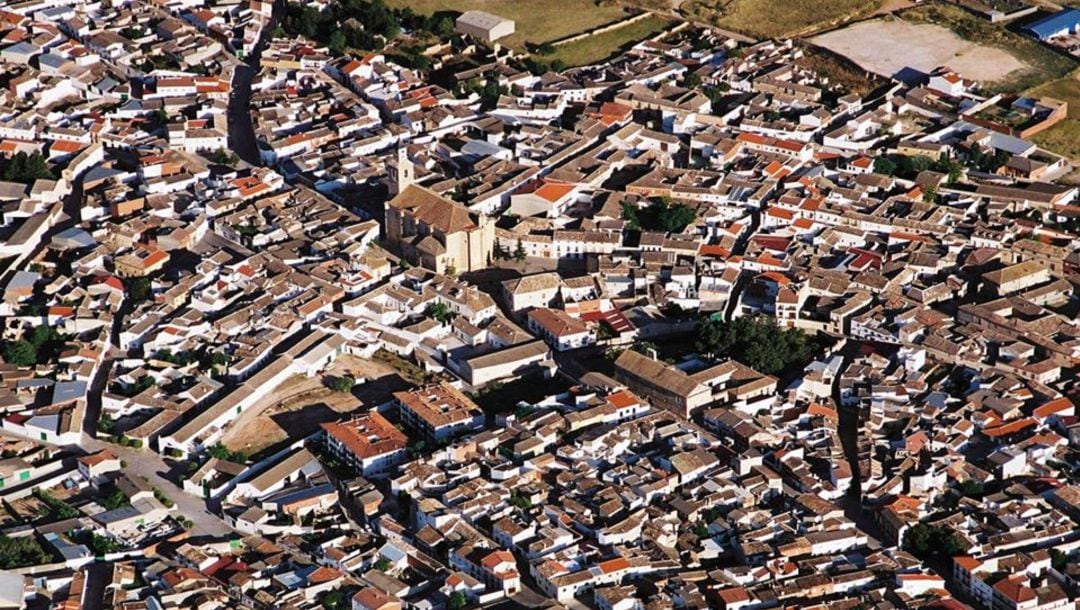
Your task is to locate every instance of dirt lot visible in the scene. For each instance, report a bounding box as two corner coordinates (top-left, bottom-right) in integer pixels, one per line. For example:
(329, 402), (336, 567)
(811, 19), (1027, 84)
(220, 355), (411, 457)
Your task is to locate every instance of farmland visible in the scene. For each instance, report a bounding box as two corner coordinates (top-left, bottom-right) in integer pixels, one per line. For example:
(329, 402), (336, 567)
(1028, 72), (1080, 168)
(386, 0), (632, 48)
(546, 14), (672, 67)
(684, 0), (883, 39)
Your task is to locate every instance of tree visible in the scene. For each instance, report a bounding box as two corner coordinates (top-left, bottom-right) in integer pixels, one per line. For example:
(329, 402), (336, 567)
(958, 479), (984, 498)
(328, 375), (356, 393)
(210, 148), (239, 165)
(536, 42), (555, 55)
(684, 72), (702, 89)
(1051, 549), (1069, 571)
(373, 558), (391, 572)
(98, 414), (116, 435)
(873, 157), (897, 176)
(656, 202), (696, 233)
(695, 316), (814, 376)
(448, 591), (468, 610)
(102, 487), (130, 511)
(208, 443), (247, 463)
(34, 490), (78, 521)
(620, 201), (641, 230)
(3, 341), (36, 367)
(904, 523), (970, 557)
(514, 240), (526, 262)
(0, 151), (53, 184)
(128, 277), (152, 303)
(88, 534), (120, 556)
(433, 16), (455, 38)
(922, 184), (937, 204)
(321, 588), (347, 610)
(210, 351), (230, 368)
(0, 534), (49, 568)
(328, 30), (347, 52)
(426, 302), (454, 324)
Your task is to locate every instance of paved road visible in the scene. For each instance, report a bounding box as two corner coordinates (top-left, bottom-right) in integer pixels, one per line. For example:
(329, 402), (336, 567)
(226, 2), (283, 165)
(722, 208), (760, 322)
(82, 436), (233, 537)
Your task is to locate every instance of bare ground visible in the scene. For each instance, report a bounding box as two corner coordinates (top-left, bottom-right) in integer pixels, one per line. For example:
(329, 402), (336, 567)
(220, 355), (411, 456)
(811, 19), (1028, 84)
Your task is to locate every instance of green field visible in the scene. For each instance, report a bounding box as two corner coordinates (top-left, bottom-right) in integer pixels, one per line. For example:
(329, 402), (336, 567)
(903, 4), (1076, 92)
(387, 0), (631, 48)
(1028, 72), (1080, 166)
(684, 0), (882, 39)
(547, 15), (672, 67)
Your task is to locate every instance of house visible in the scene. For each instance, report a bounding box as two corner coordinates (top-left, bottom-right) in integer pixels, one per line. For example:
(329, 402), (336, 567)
(614, 350), (775, 418)
(385, 185), (495, 275)
(526, 308), (596, 351)
(982, 261), (1050, 296)
(0, 569), (27, 609)
(926, 67), (973, 98)
(509, 179), (578, 218)
(228, 448), (321, 503)
(395, 382), (485, 442)
(459, 340), (551, 386)
(455, 11), (515, 42)
(322, 412), (408, 478)
(77, 449), (121, 483)
(502, 273), (561, 313)
(352, 587), (401, 610)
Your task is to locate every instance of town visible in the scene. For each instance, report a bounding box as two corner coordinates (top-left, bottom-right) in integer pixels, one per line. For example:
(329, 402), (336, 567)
(0, 0), (1079, 609)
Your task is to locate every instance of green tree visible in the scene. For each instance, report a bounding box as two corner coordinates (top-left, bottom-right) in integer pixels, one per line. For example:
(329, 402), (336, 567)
(1, 151), (54, 183)
(922, 184), (937, 204)
(373, 558), (391, 572)
(514, 240), (526, 262)
(0, 534), (49, 568)
(873, 157), (897, 176)
(128, 277), (152, 302)
(904, 523), (970, 557)
(1051, 549), (1069, 571)
(328, 375), (356, 393)
(426, 302), (454, 324)
(448, 591), (468, 610)
(684, 72), (702, 89)
(321, 588), (347, 610)
(657, 202), (696, 233)
(695, 316), (814, 376)
(621, 201), (640, 229)
(433, 16), (455, 38)
(89, 534), (120, 555)
(3, 341), (36, 367)
(98, 414), (116, 435)
(328, 30), (347, 53)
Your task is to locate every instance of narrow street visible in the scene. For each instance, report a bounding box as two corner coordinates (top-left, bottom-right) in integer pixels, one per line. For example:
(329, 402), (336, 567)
(722, 208), (760, 322)
(226, 0), (284, 165)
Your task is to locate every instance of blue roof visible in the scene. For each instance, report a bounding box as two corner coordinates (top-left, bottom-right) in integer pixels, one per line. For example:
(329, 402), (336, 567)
(1026, 8), (1080, 39)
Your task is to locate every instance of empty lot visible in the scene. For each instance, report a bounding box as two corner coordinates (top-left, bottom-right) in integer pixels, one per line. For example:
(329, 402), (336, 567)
(812, 19), (1027, 84)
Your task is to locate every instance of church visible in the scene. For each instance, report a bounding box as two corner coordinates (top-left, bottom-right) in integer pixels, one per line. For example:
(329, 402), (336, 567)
(384, 148), (495, 275)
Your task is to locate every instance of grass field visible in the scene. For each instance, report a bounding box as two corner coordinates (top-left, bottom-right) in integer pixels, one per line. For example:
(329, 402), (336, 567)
(684, 0), (882, 39)
(387, 0), (630, 48)
(902, 4), (1076, 92)
(1028, 72), (1080, 166)
(547, 14), (671, 67)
